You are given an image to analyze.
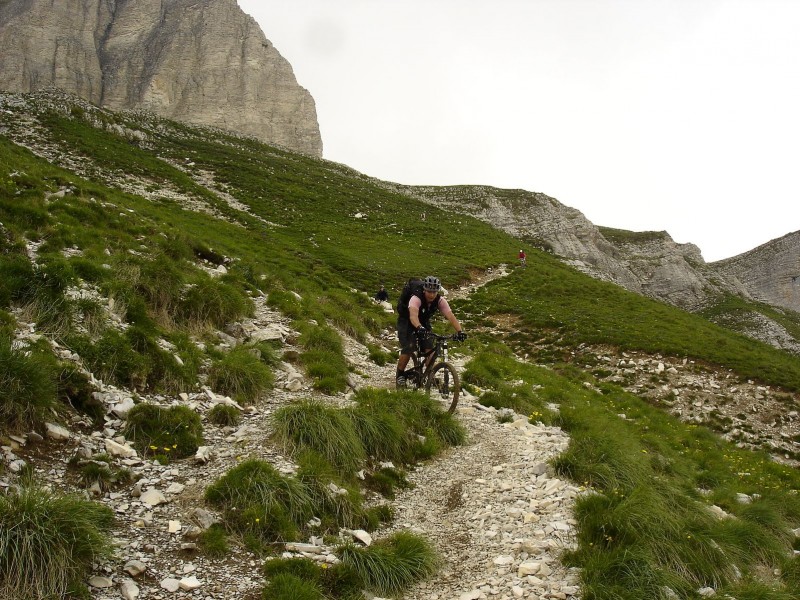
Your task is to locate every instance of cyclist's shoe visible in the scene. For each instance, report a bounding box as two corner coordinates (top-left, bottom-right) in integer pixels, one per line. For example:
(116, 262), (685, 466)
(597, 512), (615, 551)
(396, 375), (407, 389)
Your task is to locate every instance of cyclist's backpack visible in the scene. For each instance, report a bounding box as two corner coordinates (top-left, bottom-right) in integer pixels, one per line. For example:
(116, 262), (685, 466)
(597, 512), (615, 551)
(396, 278), (424, 318)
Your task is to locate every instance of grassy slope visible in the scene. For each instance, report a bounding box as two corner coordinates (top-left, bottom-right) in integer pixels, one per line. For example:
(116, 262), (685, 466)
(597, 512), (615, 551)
(457, 251), (800, 392)
(2, 97), (800, 598)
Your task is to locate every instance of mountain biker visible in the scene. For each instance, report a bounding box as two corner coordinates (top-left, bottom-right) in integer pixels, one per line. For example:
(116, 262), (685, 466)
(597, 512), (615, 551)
(518, 249), (527, 266)
(374, 284), (389, 302)
(395, 275), (466, 388)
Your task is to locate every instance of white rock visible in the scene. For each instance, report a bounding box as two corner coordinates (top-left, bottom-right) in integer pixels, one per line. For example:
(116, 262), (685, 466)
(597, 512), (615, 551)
(140, 489), (167, 507)
(166, 482), (185, 495)
(168, 520), (182, 533)
(179, 576), (202, 590)
(194, 446), (213, 464)
(111, 398), (136, 418)
(346, 529), (373, 546)
(160, 578), (181, 592)
(493, 555), (514, 566)
(105, 438), (137, 458)
(459, 591), (482, 600)
(120, 579), (140, 600)
(45, 422), (71, 441)
(88, 575), (114, 588)
(123, 560), (147, 577)
(518, 561), (541, 576)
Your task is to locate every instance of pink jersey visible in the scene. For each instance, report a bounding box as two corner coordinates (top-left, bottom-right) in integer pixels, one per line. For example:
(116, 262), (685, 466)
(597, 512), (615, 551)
(408, 295), (454, 319)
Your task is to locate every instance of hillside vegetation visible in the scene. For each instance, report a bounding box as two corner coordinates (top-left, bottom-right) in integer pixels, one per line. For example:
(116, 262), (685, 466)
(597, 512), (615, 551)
(1, 92), (799, 599)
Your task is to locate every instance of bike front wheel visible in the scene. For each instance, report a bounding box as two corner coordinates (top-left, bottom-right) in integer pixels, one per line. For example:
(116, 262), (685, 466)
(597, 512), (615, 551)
(425, 362), (460, 413)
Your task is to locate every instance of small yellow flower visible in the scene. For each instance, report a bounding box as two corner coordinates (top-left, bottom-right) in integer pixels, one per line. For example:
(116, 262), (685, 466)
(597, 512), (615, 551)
(149, 445), (158, 450)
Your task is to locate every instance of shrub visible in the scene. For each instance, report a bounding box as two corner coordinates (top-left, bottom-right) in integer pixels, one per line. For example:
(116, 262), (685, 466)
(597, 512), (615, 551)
(123, 403), (203, 459)
(0, 486), (114, 599)
(337, 531), (438, 596)
(364, 467), (411, 499)
(70, 329), (150, 389)
(0, 254), (35, 308)
(0, 337), (58, 431)
(367, 343), (392, 366)
(207, 346), (273, 402)
(298, 325), (350, 394)
(207, 403), (241, 426)
(266, 290), (303, 319)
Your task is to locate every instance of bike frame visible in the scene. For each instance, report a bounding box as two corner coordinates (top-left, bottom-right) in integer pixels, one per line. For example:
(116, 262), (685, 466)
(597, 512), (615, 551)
(410, 333), (449, 384)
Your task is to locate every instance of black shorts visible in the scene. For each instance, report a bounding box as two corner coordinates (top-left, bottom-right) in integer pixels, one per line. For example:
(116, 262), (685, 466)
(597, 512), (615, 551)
(397, 317), (433, 355)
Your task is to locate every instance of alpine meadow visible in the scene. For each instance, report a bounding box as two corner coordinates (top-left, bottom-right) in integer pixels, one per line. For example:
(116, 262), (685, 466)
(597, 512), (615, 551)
(1, 91), (800, 600)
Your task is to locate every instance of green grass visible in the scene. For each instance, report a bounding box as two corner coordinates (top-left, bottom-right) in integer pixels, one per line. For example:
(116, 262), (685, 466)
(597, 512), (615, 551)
(271, 400), (366, 475)
(459, 256), (800, 392)
(122, 403), (203, 460)
(4, 93), (800, 598)
(0, 486), (115, 599)
(464, 349), (800, 599)
(337, 531), (439, 596)
(207, 346), (274, 403)
(271, 391), (466, 480)
(0, 336), (59, 432)
(204, 459), (314, 550)
(207, 403), (242, 426)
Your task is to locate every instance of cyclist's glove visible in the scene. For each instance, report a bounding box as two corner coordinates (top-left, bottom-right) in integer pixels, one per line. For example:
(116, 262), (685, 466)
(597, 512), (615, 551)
(415, 326), (429, 342)
(454, 331), (467, 342)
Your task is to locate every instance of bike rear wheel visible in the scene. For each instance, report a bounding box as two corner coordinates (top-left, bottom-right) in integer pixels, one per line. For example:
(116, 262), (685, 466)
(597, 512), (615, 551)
(425, 362), (460, 413)
(403, 354), (423, 389)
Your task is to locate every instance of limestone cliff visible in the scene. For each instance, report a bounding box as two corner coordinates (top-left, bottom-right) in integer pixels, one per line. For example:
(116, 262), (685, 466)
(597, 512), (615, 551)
(394, 182), (797, 309)
(0, 0), (322, 156)
(392, 184), (728, 310)
(713, 231), (800, 314)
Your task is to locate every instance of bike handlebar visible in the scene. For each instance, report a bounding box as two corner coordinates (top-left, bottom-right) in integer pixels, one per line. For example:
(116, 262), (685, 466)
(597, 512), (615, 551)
(419, 332), (463, 342)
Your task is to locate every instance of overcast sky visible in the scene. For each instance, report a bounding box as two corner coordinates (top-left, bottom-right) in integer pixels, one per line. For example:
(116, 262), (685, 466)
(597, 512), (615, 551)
(238, 0), (799, 262)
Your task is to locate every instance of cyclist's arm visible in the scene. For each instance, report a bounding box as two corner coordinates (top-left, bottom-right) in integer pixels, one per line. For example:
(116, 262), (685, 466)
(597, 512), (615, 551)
(408, 298), (422, 329)
(438, 298), (463, 333)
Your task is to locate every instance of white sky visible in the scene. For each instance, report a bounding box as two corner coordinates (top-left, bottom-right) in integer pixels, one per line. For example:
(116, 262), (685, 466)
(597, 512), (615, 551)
(238, 0), (800, 262)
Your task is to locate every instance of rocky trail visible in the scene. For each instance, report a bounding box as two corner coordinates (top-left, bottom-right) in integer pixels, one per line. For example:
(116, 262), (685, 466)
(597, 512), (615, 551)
(5, 259), (795, 600)
(2, 267), (583, 600)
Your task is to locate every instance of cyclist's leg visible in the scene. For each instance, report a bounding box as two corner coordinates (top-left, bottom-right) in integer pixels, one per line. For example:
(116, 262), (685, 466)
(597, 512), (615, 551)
(396, 318), (416, 387)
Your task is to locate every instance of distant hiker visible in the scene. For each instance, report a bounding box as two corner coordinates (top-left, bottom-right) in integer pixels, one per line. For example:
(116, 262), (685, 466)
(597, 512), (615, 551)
(374, 285), (389, 302)
(395, 275), (466, 388)
(518, 249), (527, 266)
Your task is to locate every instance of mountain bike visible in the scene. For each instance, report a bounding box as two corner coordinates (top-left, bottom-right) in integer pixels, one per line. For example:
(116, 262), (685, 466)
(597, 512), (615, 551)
(402, 332), (461, 413)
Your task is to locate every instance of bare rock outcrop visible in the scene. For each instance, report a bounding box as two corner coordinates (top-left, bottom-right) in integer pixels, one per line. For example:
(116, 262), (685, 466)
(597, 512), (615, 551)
(0, 0), (322, 156)
(713, 230), (800, 314)
(391, 183), (799, 352)
(395, 184), (720, 309)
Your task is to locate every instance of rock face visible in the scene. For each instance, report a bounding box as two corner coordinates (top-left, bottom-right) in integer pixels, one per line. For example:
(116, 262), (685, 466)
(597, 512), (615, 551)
(394, 183), (800, 313)
(713, 231), (800, 314)
(0, 0), (322, 156)
(394, 184), (725, 310)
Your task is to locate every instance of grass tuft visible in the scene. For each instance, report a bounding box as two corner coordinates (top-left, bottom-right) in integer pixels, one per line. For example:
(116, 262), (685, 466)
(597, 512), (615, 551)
(0, 337), (58, 431)
(123, 403), (203, 459)
(337, 531), (438, 596)
(0, 486), (114, 600)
